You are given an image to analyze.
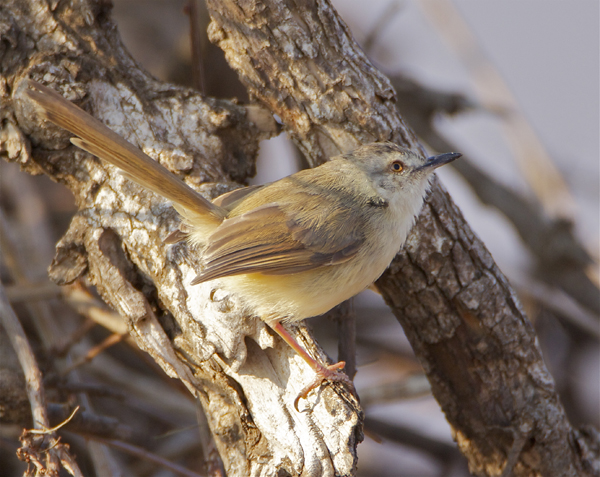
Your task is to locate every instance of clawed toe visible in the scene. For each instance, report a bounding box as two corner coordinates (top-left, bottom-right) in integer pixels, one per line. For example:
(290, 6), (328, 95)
(294, 361), (354, 411)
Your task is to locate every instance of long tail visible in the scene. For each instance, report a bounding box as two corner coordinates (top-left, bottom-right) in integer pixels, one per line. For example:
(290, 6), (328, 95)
(24, 80), (226, 222)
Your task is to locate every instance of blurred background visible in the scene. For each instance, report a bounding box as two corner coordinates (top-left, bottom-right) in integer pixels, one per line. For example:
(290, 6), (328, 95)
(1, 1), (598, 476)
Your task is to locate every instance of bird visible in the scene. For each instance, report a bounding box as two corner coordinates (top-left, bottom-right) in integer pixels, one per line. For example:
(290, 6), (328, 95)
(25, 80), (460, 409)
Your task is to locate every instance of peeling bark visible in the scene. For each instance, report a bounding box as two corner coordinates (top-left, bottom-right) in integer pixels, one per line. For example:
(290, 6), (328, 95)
(2, 1), (361, 476)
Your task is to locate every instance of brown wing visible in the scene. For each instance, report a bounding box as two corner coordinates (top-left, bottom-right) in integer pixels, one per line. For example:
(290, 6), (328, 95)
(191, 201), (365, 285)
(164, 186), (265, 244)
(211, 185), (264, 209)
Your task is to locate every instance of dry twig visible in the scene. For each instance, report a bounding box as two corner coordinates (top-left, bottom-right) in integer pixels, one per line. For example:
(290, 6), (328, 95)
(0, 284), (83, 477)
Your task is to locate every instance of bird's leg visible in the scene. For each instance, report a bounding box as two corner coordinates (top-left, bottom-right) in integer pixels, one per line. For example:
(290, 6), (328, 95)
(270, 321), (354, 410)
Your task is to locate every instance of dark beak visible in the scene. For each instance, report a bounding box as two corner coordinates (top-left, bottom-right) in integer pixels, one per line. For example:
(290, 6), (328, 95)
(419, 152), (462, 171)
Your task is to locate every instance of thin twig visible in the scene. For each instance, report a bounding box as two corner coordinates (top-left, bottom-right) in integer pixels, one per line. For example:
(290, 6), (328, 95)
(47, 404), (133, 441)
(512, 275), (600, 339)
(365, 416), (460, 464)
(93, 437), (205, 477)
(5, 281), (61, 303)
(0, 283), (51, 432)
(363, 0), (403, 52)
(500, 423), (532, 477)
(334, 299), (357, 379)
(28, 406), (80, 435)
(186, 0), (207, 94)
(52, 317), (96, 358)
(359, 373), (431, 408)
(62, 284), (129, 335)
(0, 283), (83, 476)
(387, 72), (600, 316)
(61, 332), (128, 375)
(416, 0), (575, 219)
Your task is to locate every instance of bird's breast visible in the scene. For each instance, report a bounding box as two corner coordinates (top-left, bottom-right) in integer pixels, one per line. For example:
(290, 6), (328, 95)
(220, 209), (407, 323)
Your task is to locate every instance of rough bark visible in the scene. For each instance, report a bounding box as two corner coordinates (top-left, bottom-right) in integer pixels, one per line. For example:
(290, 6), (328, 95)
(204, 0), (599, 476)
(2, 1), (361, 476)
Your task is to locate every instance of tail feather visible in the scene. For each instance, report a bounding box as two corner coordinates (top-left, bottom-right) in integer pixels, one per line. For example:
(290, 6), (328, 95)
(24, 80), (226, 223)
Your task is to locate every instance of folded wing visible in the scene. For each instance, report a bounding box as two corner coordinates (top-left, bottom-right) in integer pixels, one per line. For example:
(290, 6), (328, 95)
(191, 199), (365, 284)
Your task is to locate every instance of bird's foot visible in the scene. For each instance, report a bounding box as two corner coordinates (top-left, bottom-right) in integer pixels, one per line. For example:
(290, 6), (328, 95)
(294, 361), (354, 411)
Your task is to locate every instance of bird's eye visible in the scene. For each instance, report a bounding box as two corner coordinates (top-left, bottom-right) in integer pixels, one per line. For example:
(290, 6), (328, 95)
(390, 161), (404, 172)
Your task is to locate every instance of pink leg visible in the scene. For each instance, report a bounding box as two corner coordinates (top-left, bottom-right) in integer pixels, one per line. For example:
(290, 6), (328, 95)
(270, 321), (354, 410)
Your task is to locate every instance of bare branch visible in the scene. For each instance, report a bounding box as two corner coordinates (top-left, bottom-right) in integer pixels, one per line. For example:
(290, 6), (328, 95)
(3, 0), (362, 474)
(205, 0), (599, 475)
(0, 284), (83, 476)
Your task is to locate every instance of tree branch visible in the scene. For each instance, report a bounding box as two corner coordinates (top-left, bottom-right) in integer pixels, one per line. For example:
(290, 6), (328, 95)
(205, 0), (599, 475)
(2, 1), (361, 475)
